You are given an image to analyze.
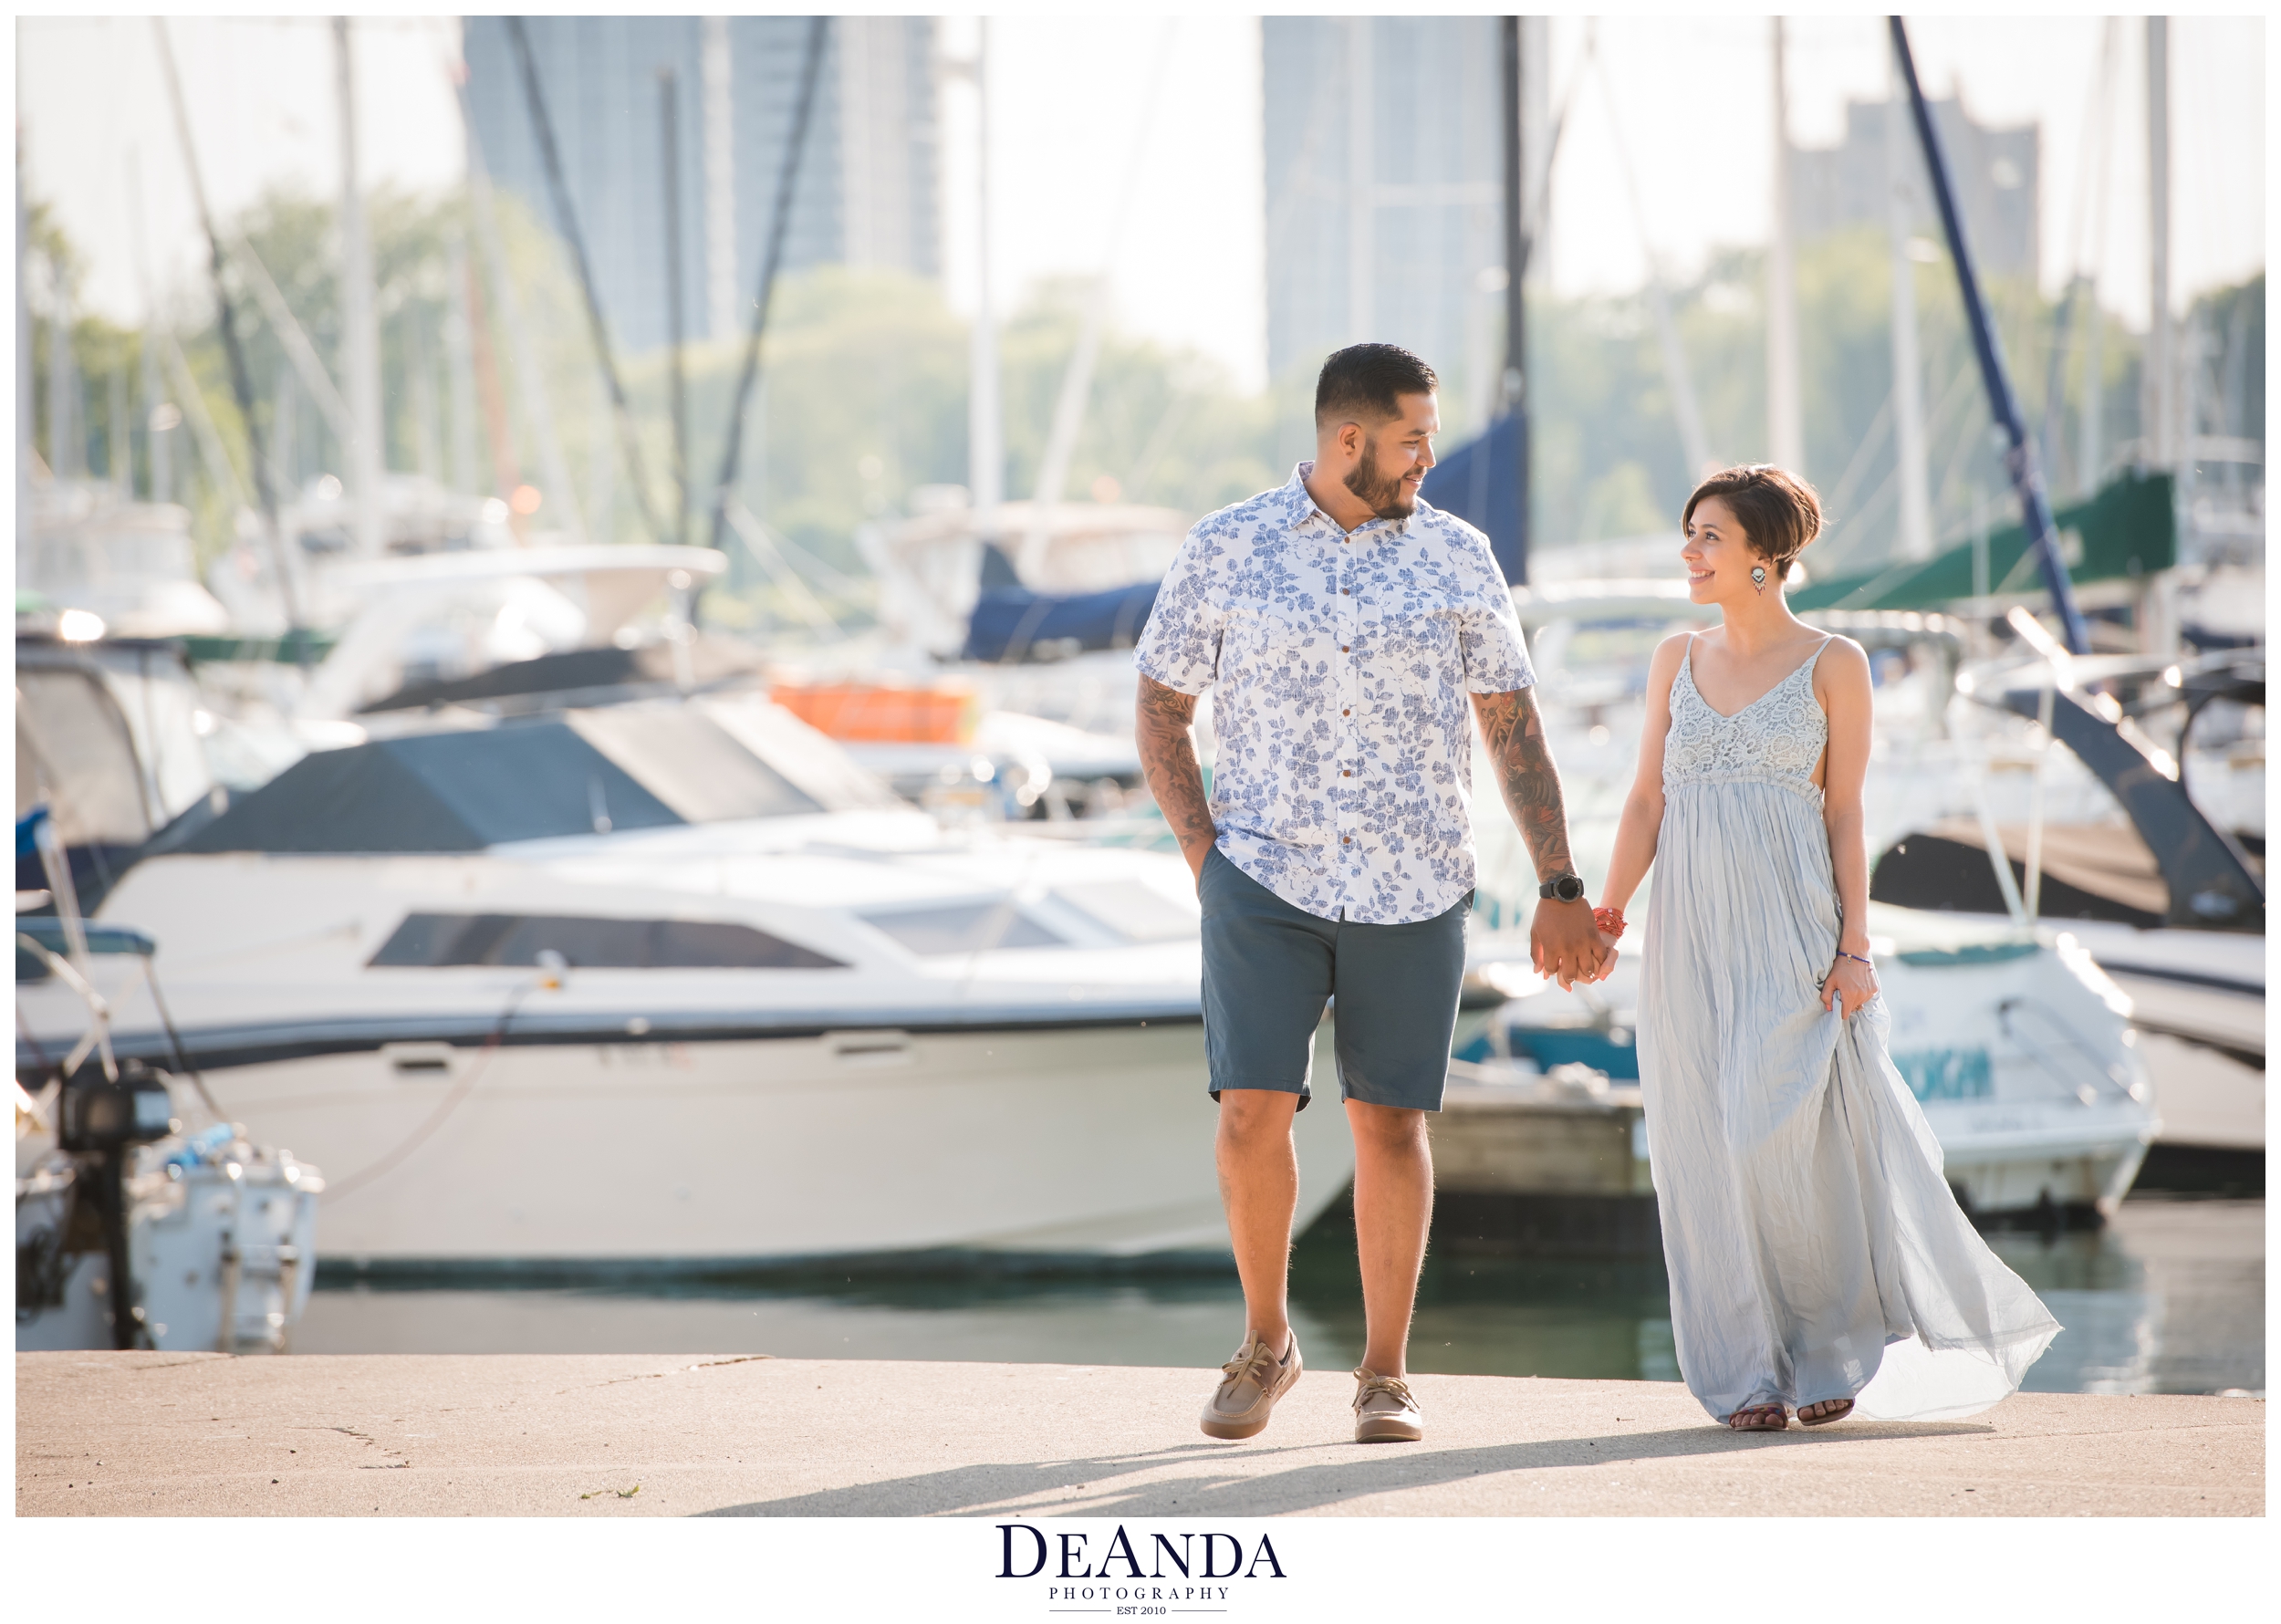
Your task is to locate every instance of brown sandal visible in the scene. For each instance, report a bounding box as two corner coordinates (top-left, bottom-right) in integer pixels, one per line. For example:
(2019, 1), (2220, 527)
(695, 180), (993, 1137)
(1725, 1402), (1787, 1431)
(1797, 1398), (1854, 1428)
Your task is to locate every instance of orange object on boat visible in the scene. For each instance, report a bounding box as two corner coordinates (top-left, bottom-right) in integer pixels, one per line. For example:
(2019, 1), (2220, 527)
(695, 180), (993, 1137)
(770, 682), (975, 744)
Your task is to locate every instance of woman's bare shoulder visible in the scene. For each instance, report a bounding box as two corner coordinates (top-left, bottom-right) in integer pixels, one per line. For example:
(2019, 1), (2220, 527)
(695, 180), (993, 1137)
(1813, 632), (1873, 681)
(1811, 634), (1874, 708)
(1648, 630), (1697, 674)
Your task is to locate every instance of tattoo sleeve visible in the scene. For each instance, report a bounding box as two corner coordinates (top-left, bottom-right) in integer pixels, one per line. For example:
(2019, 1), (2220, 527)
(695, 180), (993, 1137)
(1472, 686), (1576, 882)
(1135, 675), (1217, 866)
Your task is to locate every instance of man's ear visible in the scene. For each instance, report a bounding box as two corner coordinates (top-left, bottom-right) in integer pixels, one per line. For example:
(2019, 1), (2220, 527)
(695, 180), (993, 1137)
(1333, 419), (1364, 462)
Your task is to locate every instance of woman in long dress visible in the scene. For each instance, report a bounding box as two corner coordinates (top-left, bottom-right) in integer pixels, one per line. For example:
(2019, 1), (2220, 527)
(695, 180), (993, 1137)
(1593, 465), (2059, 1431)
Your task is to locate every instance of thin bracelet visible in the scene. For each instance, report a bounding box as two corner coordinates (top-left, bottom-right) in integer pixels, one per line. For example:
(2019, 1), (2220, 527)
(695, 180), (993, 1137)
(1836, 950), (1874, 968)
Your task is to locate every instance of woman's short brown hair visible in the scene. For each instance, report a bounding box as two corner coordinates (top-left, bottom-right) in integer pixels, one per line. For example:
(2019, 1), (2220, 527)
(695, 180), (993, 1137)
(1683, 464), (1823, 581)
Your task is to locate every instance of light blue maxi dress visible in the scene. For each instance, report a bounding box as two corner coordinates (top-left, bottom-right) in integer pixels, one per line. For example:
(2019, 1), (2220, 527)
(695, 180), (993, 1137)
(1637, 636), (2060, 1423)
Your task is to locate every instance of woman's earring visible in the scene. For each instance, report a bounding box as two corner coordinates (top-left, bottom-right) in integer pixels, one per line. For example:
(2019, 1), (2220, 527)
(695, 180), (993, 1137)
(1750, 564), (1768, 596)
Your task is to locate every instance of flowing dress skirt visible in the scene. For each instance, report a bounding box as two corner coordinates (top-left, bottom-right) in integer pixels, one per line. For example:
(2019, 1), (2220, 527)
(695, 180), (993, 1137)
(1637, 773), (2060, 1422)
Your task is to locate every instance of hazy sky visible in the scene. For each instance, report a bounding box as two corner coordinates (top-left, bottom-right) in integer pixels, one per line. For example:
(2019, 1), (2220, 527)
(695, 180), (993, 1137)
(16, 11), (2266, 397)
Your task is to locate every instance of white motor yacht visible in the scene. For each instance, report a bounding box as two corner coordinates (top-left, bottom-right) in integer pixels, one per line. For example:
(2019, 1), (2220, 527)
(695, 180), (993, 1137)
(16, 692), (1358, 1266)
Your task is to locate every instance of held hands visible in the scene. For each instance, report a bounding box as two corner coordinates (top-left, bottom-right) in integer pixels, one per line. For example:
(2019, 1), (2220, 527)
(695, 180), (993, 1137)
(1530, 899), (1610, 991)
(1822, 952), (1878, 1017)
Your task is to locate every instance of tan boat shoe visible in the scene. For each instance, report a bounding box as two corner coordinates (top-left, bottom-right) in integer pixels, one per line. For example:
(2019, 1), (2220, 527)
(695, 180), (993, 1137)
(1351, 1367), (1423, 1443)
(1199, 1331), (1302, 1440)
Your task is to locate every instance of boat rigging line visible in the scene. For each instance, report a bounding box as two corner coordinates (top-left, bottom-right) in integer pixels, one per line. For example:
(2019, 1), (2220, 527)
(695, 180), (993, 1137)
(502, 16), (671, 549)
(1888, 16), (2090, 656)
(320, 982), (534, 1204)
(221, 227), (354, 450)
(1019, 22), (1177, 578)
(1589, 28), (1713, 481)
(723, 496), (844, 641)
(707, 16), (831, 557)
(452, 80), (586, 543)
(151, 18), (306, 636)
(2038, 19), (2121, 500)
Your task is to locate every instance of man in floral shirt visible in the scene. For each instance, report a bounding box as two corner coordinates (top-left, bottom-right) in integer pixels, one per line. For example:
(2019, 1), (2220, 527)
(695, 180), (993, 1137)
(1134, 343), (1606, 1445)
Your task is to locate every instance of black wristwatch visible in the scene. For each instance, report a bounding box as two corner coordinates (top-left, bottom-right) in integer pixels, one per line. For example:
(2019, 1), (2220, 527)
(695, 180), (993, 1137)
(1538, 873), (1587, 903)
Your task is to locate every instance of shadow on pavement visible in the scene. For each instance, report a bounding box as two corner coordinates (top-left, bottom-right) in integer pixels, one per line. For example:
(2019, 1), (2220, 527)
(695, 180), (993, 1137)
(695, 1421), (1994, 1518)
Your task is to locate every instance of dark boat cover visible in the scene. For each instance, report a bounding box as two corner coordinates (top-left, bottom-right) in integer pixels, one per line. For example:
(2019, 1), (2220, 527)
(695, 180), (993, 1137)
(177, 708), (822, 854)
(962, 578), (1161, 664)
(1419, 413), (1526, 586)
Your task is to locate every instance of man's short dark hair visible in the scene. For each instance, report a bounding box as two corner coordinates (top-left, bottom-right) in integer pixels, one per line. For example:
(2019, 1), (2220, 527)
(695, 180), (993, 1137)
(1314, 343), (1439, 432)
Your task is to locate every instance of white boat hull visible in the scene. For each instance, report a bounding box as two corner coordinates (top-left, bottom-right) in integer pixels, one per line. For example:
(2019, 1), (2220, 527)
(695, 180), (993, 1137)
(16, 807), (1388, 1265)
(1922, 1101), (2154, 1215)
(192, 1018), (1358, 1265)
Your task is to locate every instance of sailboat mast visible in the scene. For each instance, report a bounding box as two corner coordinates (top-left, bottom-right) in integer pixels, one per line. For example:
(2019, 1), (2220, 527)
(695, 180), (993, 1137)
(139, 317), (171, 505)
(335, 18), (385, 557)
(2143, 17), (2173, 472)
(1498, 15), (1531, 584)
(1765, 17), (1803, 472)
(2078, 19), (2118, 501)
(16, 145), (29, 546)
(1884, 45), (1933, 562)
(661, 67), (691, 547)
(967, 21), (1004, 534)
(47, 266), (79, 478)
(126, 153), (173, 505)
(702, 17), (738, 345)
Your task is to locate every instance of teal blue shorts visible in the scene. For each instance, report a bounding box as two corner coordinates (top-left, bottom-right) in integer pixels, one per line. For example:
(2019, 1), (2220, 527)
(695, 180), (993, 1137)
(1198, 845), (1468, 1114)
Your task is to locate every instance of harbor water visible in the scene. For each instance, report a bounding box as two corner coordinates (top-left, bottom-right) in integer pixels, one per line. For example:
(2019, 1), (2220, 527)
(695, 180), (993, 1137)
(296, 1194), (2264, 1398)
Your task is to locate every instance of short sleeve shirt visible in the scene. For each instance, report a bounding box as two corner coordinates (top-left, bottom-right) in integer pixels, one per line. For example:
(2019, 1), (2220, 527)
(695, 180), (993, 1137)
(1133, 463), (1534, 924)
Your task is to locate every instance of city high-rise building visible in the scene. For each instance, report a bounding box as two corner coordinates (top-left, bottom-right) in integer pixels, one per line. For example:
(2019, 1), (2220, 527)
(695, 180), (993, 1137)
(1791, 94), (2039, 277)
(1261, 16), (1518, 428)
(463, 16), (939, 356)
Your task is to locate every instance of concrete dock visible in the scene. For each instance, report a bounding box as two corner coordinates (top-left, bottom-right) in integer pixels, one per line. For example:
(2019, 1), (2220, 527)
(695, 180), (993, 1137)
(18, 1351), (2261, 1517)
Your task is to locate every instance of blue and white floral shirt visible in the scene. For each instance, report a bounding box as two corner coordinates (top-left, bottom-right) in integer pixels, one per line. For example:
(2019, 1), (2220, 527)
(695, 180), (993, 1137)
(1134, 463), (1534, 924)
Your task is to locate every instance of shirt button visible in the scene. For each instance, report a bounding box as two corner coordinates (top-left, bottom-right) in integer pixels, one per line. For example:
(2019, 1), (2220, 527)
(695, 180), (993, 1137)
(1340, 588), (1349, 595)
(1342, 708), (1350, 716)
(1342, 836), (1352, 845)
(1342, 769), (1352, 777)
(1340, 645), (1349, 653)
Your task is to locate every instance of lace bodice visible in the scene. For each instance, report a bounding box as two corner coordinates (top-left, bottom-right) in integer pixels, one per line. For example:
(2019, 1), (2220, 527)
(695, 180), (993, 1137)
(1662, 635), (1830, 791)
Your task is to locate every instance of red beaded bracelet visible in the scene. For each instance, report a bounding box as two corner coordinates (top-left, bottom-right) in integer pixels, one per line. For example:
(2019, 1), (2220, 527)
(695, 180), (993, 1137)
(1593, 907), (1626, 939)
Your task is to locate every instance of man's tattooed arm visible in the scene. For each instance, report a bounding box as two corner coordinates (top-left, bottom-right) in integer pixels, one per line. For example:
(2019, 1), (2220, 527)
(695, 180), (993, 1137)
(1470, 686), (1576, 881)
(1136, 675), (1217, 882)
(1474, 685), (1602, 984)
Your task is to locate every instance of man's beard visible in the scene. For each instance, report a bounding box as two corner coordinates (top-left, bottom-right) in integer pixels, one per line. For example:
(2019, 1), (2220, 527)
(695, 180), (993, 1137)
(1343, 437), (1416, 520)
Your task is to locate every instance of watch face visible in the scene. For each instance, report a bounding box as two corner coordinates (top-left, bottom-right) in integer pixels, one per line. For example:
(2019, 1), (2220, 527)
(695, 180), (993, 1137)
(1543, 875), (1585, 902)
